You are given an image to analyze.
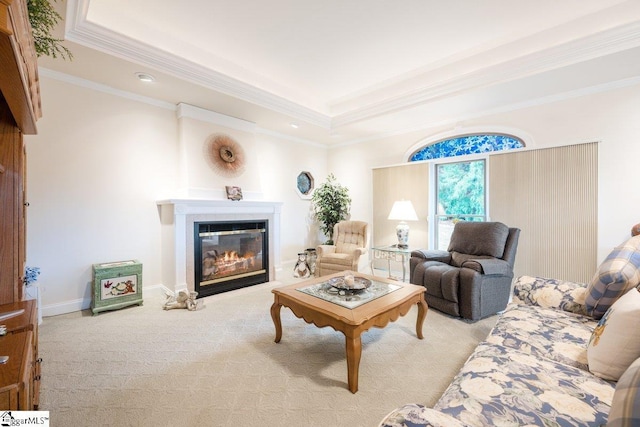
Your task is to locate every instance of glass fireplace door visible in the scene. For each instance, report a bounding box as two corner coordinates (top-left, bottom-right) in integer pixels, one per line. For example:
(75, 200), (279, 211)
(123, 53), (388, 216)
(195, 220), (268, 297)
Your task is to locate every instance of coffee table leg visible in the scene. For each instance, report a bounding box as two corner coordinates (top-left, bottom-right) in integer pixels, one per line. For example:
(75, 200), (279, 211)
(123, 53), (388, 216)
(416, 296), (428, 340)
(345, 334), (362, 393)
(270, 302), (283, 343)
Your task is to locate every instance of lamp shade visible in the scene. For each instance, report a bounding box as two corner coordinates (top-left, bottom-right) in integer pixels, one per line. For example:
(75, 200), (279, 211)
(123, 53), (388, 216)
(387, 200), (418, 221)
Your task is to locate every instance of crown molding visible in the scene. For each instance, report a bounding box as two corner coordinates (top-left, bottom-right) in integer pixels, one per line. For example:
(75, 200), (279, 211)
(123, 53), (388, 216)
(64, 0), (332, 130)
(330, 20), (640, 129)
(38, 67), (177, 110)
(63, 0), (640, 138)
(332, 75), (640, 148)
(176, 103), (257, 134)
(39, 67), (324, 147)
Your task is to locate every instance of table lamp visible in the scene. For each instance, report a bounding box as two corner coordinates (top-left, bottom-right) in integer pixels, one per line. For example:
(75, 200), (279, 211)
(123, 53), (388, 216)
(388, 200), (418, 248)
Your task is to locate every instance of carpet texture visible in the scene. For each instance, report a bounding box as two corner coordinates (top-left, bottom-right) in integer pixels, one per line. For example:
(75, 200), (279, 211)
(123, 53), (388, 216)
(38, 280), (497, 426)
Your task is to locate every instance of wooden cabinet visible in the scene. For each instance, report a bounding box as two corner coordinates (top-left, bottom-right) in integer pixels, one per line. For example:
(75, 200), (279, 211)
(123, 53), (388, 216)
(0, 300), (40, 410)
(0, 104), (26, 304)
(0, 0), (41, 305)
(0, 0), (42, 409)
(0, 331), (33, 409)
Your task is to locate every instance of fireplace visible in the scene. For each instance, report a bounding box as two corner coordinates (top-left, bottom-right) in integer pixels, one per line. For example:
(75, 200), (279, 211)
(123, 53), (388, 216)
(194, 220), (269, 297)
(156, 199), (282, 296)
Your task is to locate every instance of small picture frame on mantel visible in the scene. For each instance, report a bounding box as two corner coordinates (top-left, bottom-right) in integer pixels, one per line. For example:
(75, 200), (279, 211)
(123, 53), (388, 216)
(226, 186), (243, 201)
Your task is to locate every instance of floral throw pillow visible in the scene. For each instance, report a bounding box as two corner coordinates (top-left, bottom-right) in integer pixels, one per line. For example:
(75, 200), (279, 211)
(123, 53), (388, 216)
(512, 275), (588, 315)
(585, 235), (640, 320)
(587, 287), (640, 381)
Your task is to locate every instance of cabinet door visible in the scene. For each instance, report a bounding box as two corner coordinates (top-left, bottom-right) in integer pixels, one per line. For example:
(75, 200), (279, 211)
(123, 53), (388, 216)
(19, 139), (26, 302)
(19, 336), (33, 410)
(0, 99), (23, 304)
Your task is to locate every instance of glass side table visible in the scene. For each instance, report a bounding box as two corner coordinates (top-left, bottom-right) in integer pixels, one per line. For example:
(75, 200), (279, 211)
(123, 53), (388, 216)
(371, 245), (412, 282)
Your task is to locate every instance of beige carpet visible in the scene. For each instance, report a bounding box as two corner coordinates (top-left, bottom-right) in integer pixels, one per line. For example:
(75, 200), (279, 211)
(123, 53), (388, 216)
(38, 279), (497, 427)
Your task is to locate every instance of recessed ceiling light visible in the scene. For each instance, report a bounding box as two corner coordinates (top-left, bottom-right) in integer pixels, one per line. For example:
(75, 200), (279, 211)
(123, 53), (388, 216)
(135, 72), (155, 83)
(289, 122), (299, 129)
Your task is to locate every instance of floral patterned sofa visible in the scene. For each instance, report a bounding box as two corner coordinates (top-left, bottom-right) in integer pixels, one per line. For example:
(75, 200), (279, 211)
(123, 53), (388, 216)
(379, 234), (640, 427)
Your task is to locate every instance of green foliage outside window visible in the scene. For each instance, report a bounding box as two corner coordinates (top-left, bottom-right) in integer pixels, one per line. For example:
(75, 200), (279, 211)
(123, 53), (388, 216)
(437, 160), (485, 218)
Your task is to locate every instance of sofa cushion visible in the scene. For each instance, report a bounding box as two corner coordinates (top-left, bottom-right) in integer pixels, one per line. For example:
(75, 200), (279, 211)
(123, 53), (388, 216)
(585, 235), (640, 320)
(513, 275), (589, 315)
(486, 303), (594, 370)
(608, 357), (640, 427)
(433, 342), (614, 427)
(447, 222), (509, 259)
(587, 287), (640, 381)
(319, 253), (355, 267)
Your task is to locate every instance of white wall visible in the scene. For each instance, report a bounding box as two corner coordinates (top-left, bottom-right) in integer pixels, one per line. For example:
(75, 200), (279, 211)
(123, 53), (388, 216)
(25, 75), (328, 316)
(328, 82), (640, 272)
(26, 74), (640, 316)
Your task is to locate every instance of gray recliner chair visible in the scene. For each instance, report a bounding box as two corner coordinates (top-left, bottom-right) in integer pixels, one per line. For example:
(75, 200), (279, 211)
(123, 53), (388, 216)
(410, 221), (520, 321)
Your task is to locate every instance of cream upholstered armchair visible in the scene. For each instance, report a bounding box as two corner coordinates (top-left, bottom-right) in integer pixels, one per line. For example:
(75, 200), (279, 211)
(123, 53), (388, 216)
(316, 221), (369, 277)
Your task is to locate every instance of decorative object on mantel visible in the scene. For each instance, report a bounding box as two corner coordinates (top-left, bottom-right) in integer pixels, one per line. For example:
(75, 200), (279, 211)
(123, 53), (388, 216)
(163, 290), (201, 311)
(632, 223), (640, 236)
(205, 134), (246, 177)
(311, 173), (351, 244)
(225, 186), (243, 201)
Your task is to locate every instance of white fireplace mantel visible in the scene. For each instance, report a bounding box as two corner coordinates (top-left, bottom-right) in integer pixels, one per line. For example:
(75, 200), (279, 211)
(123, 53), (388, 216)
(157, 199), (283, 293)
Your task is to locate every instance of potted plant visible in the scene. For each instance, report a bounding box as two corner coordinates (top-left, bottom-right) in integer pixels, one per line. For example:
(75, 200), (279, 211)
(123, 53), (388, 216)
(311, 173), (351, 244)
(27, 0), (73, 59)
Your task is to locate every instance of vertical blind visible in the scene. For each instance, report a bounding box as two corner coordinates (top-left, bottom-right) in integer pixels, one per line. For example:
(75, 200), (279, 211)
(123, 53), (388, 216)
(489, 142), (598, 282)
(371, 142), (598, 283)
(372, 163), (430, 252)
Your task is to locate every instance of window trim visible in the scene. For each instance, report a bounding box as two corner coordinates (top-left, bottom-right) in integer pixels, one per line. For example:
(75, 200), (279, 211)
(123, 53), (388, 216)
(434, 158), (488, 250)
(406, 127), (528, 250)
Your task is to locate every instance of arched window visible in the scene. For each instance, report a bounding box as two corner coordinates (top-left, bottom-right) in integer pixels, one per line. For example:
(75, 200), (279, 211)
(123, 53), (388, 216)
(409, 134), (524, 162)
(408, 133), (524, 249)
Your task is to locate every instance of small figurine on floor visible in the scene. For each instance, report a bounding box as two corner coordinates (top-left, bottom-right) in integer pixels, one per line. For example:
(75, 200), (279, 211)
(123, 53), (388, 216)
(293, 252), (311, 278)
(163, 290), (201, 311)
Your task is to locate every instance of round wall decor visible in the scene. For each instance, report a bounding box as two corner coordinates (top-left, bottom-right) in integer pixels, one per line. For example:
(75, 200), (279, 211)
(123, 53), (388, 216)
(205, 134), (246, 177)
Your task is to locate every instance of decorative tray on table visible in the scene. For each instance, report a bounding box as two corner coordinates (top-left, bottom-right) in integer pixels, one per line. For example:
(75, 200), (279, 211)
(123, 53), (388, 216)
(297, 270), (401, 309)
(327, 276), (372, 291)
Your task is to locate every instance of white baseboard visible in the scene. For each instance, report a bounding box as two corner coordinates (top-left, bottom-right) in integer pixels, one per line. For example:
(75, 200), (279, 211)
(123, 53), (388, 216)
(41, 284), (172, 318)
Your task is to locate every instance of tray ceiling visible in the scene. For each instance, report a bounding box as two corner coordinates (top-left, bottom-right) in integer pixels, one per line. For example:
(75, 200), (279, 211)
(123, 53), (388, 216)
(39, 0), (640, 144)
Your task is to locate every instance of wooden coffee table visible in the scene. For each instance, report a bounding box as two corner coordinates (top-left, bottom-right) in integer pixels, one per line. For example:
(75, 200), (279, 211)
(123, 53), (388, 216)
(270, 272), (428, 393)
